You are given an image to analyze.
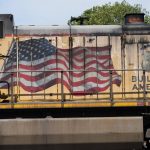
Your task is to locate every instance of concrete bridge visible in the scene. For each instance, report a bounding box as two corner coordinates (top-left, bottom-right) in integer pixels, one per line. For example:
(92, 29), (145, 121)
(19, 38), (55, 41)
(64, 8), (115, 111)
(0, 117), (143, 150)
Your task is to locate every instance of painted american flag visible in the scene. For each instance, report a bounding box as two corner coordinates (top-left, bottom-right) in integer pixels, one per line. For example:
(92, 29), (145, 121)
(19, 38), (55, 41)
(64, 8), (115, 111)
(0, 38), (121, 94)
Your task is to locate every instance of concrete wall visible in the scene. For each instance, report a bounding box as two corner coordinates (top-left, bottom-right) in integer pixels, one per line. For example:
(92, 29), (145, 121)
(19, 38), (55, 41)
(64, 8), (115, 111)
(0, 117), (143, 147)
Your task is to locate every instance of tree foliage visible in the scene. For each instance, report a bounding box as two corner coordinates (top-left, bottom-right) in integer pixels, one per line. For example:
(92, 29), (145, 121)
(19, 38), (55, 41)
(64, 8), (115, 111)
(70, 0), (150, 25)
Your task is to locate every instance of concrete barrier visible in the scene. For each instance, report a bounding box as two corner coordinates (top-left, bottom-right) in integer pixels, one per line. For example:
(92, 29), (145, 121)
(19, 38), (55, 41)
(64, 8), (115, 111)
(0, 117), (143, 149)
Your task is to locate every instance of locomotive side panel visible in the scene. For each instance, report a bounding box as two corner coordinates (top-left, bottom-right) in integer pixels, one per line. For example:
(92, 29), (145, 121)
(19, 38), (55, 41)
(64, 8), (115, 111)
(0, 34), (123, 106)
(0, 22), (150, 108)
(124, 34), (150, 105)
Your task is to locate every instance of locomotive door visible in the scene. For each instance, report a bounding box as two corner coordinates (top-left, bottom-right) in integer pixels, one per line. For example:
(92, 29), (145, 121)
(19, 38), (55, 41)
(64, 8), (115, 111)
(124, 41), (150, 105)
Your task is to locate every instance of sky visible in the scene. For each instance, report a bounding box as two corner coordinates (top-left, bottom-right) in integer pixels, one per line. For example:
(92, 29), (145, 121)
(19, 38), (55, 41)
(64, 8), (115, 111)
(0, 0), (149, 25)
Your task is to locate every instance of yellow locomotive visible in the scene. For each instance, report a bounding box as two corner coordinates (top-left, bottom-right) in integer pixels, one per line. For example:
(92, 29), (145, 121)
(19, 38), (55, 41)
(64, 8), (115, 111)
(0, 13), (150, 109)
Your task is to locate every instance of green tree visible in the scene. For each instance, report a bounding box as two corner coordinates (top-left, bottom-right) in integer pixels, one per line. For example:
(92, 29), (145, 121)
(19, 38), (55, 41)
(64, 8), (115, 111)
(70, 0), (150, 25)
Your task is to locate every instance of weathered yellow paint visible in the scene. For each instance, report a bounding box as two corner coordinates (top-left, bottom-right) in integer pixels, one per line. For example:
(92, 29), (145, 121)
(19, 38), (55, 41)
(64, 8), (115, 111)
(0, 101), (143, 109)
(0, 34), (150, 109)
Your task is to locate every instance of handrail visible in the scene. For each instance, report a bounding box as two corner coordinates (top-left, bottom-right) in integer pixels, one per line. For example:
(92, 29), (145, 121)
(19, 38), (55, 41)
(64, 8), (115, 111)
(0, 69), (149, 105)
(0, 68), (147, 73)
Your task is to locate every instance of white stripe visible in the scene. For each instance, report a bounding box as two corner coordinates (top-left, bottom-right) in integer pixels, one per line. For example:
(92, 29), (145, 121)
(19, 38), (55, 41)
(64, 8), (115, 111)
(71, 81), (110, 92)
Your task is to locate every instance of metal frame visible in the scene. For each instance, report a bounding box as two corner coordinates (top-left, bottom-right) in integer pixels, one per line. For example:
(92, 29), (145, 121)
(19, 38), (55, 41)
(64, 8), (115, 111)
(0, 69), (149, 105)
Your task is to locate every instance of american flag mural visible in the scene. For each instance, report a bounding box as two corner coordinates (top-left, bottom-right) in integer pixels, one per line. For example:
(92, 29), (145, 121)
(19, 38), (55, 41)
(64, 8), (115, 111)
(0, 38), (121, 94)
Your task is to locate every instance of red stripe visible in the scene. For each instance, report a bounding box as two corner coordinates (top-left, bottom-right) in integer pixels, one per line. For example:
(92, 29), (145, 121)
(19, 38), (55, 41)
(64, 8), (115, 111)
(5, 34), (14, 37)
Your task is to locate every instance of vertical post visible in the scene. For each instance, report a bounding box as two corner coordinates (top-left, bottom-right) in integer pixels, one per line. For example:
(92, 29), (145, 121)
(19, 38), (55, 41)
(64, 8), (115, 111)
(11, 73), (14, 108)
(108, 35), (113, 105)
(61, 71), (64, 107)
(137, 43), (140, 100)
(96, 36), (98, 100)
(83, 36), (86, 99)
(121, 34), (126, 99)
(110, 70), (113, 105)
(69, 37), (73, 99)
(30, 38), (33, 101)
(143, 70), (146, 106)
(16, 37), (19, 101)
(43, 38), (46, 101)
(56, 37), (58, 100)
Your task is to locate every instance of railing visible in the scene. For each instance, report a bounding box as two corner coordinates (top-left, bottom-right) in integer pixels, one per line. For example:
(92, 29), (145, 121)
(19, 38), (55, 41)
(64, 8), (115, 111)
(0, 69), (149, 106)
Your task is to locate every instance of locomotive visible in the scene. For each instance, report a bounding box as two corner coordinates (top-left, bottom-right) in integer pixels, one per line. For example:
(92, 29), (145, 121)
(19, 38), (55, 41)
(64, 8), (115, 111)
(0, 13), (150, 110)
(1, 13), (150, 149)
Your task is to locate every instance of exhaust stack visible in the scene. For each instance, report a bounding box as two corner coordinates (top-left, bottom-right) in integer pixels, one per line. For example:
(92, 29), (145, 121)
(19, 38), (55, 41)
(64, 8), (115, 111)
(124, 13), (145, 25)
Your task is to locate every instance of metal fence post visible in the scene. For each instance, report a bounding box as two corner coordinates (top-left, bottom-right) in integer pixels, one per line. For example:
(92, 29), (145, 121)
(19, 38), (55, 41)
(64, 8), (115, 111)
(110, 70), (113, 105)
(61, 71), (64, 107)
(11, 73), (14, 108)
(143, 70), (146, 106)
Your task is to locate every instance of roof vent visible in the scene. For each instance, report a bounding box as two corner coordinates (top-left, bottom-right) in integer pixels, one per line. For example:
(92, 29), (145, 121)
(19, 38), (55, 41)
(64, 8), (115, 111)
(124, 13), (145, 25)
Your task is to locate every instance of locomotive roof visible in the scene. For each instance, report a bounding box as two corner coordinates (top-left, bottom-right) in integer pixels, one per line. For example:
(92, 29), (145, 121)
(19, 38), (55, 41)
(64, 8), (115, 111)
(15, 25), (122, 36)
(15, 24), (150, 36)
(1, 14), (150, 36)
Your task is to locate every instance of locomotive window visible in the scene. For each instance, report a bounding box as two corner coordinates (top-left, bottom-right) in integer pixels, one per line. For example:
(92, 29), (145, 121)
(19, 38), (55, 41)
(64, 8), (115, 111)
(0, 21), (3, 38)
